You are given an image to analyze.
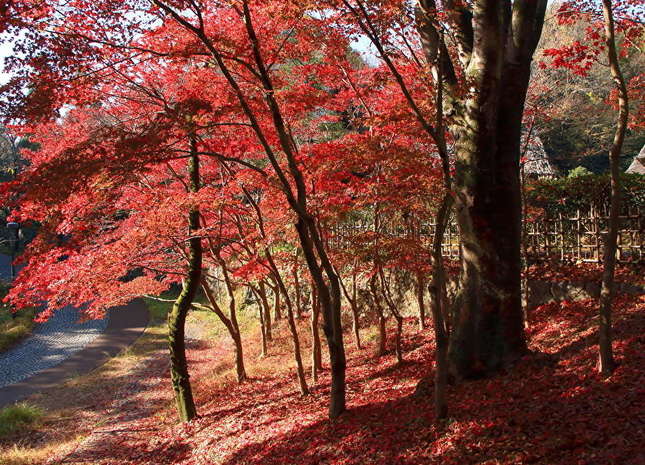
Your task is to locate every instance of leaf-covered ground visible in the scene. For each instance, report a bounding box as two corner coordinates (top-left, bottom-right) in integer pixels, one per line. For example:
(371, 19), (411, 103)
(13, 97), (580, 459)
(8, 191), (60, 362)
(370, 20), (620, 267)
(42, 291), (644, 465)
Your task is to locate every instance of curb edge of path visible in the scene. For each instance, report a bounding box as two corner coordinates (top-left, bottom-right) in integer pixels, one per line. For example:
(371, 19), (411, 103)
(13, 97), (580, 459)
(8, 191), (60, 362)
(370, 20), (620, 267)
(0, 299), (149, 408)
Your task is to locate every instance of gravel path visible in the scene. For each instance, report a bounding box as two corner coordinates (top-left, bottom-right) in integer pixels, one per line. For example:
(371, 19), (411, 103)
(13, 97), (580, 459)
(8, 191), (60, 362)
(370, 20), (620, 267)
(0, 305), (109, 388)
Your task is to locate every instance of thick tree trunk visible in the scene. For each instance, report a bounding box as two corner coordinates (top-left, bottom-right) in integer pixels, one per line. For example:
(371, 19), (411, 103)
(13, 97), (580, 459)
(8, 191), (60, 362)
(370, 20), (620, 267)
(168, 137), (201, 422)
(233, 330), (246, 382)
(168, 269), (199, 422)
(599, 0), (628, 377)
(444, 1), (546, 380)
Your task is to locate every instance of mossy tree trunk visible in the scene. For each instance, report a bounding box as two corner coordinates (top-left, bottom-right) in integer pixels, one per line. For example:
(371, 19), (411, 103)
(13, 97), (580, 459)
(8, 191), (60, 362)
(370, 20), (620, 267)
(414, 0), (547, 380)
(168, 135), (202, 422)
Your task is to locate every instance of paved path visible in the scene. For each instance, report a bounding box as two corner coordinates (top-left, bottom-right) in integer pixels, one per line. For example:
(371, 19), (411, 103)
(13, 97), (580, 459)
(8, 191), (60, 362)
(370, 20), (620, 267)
(0, 299), (149, 407)
(0, 305), (109, 388)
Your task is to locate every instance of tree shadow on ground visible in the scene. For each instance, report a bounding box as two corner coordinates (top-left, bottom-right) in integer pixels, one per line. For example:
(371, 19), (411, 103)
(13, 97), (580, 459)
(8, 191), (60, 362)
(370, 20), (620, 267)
(211, 297), (644, 465)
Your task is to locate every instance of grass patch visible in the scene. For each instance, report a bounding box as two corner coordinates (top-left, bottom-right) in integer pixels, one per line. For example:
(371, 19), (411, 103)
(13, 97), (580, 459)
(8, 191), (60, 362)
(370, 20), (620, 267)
(0, 404), (43, 438)
(0, 306), (36, 353)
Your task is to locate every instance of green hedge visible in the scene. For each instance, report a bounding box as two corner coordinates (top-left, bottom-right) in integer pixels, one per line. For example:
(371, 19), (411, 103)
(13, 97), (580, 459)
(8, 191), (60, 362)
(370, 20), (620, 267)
(526, 173), (645, 216)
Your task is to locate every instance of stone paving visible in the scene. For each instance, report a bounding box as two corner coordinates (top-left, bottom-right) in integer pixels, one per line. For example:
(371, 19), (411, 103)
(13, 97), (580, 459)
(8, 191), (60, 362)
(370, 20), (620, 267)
(0, 305), (109, 389)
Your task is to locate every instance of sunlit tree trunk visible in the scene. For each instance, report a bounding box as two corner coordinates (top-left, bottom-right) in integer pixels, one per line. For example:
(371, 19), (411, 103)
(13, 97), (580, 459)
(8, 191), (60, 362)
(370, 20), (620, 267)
(168, 136), (201, 422)
(414, 0), (547, 380)
(251, 286), (268, 357)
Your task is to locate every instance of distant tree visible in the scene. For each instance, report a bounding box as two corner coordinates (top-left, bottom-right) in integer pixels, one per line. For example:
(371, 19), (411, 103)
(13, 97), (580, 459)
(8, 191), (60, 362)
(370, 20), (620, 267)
(532, 1), (644, 173)
(568, 166), (594, 178)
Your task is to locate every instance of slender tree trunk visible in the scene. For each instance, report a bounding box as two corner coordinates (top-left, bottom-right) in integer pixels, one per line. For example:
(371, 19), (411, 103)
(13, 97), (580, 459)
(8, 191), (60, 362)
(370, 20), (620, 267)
(168, 136), (201, 422)
(369, 275), (387, 357)
(310, 282), (322, 383)
(257, 291), (268, 357)
(338, 267), (362, 349)
(221, 262), (248, 383)
(294, 262), (303, 319)
(295, 218), (346, 418)
(429, 194), (453, 419)
(201, 278), (247, 383)
(416, 271), (427, 330)
(599, 0), (628, 377)
(350, 272), (361, 349)
(266, 253), (309, 395)
(379, 268), (404, 364)
(258, 280), (272, 341)
(272, 281), (282, 321)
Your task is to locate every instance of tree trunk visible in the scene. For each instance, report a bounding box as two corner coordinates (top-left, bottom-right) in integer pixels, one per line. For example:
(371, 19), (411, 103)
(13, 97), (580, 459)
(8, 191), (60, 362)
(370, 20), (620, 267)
(294, 262), (303, 319)
(443, 1), (546, 380)
(416, 271), (427, 330)
(599, 0), (628, 377)
(258, 281), (272, 342)
(369, 276), (387, 357)
(379, 268), (404, 364)
(338, 267), (362, 349)
(201, 278), (247, 383)
(233, 330), (246, 382)
(168, 136), (202, 422)
(220, 261), (248, 383)
(350, 273), (361, 349)
(257, 292), (268, 357)
(272, 281), (282, 321)
(310, 282), (322, 383)
(266, 253), (309, 395)
(295, 218), (346, 418)
(429, 194), (453, 419)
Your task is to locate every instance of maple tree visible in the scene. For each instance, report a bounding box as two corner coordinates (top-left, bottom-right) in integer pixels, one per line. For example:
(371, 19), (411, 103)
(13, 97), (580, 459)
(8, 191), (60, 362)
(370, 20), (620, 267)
(539, 0), (640, 376)
(0, 1), (642, 453)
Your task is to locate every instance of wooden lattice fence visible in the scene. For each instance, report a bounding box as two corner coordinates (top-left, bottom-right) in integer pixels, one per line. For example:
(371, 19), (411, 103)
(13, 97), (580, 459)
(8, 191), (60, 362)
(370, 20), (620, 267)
(327, 205), (643, 265)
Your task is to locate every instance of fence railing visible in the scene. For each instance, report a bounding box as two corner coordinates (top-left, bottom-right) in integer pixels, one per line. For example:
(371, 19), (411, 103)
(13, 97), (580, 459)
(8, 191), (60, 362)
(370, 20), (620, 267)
(327, 206), (644, 264)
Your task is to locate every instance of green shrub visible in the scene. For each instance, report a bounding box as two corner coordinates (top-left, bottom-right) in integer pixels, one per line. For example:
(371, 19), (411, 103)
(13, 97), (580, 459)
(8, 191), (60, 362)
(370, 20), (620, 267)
(0, 306), (37, 352)
(0, 404), (43, 437)
(526, 172), (645, 216)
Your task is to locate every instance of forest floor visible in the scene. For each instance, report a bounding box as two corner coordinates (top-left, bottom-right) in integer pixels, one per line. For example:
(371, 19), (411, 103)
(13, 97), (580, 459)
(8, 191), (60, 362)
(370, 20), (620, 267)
(0, 284), (643, 465)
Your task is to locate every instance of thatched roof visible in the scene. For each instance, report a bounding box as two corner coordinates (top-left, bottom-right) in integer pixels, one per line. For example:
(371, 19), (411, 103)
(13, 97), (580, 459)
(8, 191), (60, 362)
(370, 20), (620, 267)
(522, 134), (559, 178)
(626, 145), (645, 175)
